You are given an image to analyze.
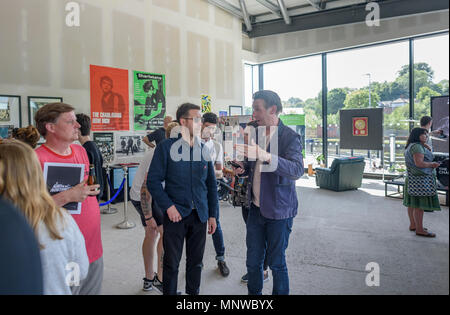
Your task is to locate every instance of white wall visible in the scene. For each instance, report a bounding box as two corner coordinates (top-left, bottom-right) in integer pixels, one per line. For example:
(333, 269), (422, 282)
(0, 0), (243, 128)
(245, 10), (449, 63)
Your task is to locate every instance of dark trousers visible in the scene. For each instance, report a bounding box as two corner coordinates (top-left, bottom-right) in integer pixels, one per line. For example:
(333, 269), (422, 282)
(163, 211), (207, 295)
(242, 206), (268, 271)
(212, 205), (225, 260)
(246, 203), (293, 295)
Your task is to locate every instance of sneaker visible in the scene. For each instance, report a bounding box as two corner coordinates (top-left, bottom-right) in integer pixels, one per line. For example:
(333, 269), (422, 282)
(142, 277), (153, 291)
(218, 261), (230, 277)
(241, 272), (269, 283)
(153, 276), (163, 293)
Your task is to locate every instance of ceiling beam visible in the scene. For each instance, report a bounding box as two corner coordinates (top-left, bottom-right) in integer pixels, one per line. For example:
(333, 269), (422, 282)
(246, 0), (450, 38)
(255, 0), (282, 18)
(207, 0), (243, 20)
(306, 0), (327, 10)
(277, 0), (291, 24)
(239, 0), (253, 31)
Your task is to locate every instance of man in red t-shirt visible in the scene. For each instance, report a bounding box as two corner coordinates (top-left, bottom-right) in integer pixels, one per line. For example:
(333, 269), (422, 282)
(34, 103), (103, 295)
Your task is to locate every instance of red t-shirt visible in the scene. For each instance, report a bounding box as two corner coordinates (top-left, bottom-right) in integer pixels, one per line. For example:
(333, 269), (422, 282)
(36, 144), (103, 264)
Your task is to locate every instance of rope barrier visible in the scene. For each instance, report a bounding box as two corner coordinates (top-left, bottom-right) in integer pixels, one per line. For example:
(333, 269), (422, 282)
(100, 178), (126, 207)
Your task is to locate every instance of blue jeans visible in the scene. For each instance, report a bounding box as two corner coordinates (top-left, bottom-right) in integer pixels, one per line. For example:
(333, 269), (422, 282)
(212, 206), (225, 260)
(246, 203), (293, 295)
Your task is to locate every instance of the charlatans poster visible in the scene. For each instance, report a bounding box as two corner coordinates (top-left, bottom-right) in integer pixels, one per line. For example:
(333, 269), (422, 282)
(134, 71), (166, 131)
(90, 65), (129, 131)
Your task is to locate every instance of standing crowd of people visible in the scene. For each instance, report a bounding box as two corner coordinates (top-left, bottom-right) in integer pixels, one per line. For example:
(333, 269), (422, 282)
(0, 90), (444, 295)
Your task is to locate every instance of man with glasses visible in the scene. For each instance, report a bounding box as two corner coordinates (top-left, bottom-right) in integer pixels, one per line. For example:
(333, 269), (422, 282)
(147, 103), (218, 295)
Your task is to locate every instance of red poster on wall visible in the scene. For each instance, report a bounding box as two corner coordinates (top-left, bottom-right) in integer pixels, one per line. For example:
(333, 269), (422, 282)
(90, 65), (129, 131)
(353, 117), (368, 136)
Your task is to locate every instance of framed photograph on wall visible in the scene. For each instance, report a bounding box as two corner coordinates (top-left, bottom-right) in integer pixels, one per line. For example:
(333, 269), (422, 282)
(28, 96), (63, 125)
(0, 125), (14, 139)
(229, 106), (243, 116)
(0, 95), (22, 128)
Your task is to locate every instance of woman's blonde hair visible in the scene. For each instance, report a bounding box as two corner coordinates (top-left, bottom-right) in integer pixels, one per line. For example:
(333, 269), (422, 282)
(0, 139), (64, 248)
(166, 121), (180, 138)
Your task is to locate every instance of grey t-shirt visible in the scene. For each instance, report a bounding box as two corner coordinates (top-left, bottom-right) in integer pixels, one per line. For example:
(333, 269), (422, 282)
(38, 211), (89, 295)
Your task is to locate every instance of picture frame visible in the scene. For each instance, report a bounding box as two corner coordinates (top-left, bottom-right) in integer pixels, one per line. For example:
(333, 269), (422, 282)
(28, 96), (63, 126)
(0, 95), (22, 128)
(229, 106), (243, 116)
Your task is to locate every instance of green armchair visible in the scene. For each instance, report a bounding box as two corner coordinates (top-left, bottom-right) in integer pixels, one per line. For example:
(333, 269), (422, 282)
(315, 157), (365, 192)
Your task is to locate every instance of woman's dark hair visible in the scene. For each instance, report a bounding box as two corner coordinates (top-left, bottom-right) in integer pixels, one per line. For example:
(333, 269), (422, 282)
(405, 127), (428, 149)
(420, 116), (432, 127)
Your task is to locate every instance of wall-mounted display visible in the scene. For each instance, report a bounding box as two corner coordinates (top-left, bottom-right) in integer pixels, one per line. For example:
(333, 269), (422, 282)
(201, 95), (212, 113)
(340, 108), (383, 150)
(133, 71), (166, 131)
(229, 106), (243, 116)
(114, 132), (147, 162)
(0, 95), (22, 128)
(28, 96), (63, 126)
(90, 65), (129, 131)
(93, 132), (115, 166)
(431, 96), (449, 154)
(0, 125), (14, 139)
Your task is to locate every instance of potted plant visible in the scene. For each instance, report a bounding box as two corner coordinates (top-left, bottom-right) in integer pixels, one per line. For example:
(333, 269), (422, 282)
(316, 154), (326, 168)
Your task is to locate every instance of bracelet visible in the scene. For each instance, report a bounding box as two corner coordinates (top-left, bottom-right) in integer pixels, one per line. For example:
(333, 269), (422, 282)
(145, 216), (153, 221)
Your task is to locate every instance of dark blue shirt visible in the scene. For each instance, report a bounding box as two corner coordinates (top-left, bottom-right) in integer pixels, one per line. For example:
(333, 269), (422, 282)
(147, 136), (218, 223)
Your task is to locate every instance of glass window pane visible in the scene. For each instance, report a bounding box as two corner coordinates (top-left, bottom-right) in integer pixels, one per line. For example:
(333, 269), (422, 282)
(327, 41), (410, 175)
(413, 34), (449, 119)
(264, 56), (323, 166)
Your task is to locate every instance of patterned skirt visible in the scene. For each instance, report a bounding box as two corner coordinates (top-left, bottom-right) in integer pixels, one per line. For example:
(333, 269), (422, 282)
(403, 176), (441, 211)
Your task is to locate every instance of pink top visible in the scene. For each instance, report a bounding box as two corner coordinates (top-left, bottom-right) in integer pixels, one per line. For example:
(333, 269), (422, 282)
(36, 144), (103, 264)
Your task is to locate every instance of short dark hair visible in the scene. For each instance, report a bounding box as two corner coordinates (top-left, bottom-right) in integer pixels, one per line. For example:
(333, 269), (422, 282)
(76, 113), (91, 136)
(202, 112), (218, 125)
(420, 116), (432, 127)
(176, 103), (201, 122)
(253, 90), (283, 114)
(35, 103), (75, 137)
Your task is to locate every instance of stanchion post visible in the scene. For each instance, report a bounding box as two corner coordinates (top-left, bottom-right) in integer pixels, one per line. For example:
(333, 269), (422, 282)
(116, 165), (135, 229)
(101, 164), (118, 215)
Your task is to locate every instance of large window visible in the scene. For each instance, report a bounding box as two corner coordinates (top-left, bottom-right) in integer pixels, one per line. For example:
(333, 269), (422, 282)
(264, 55), (323, 166)
(327, 41), (410, 175)
(243, 63), (260, 115)
(244, 32), (449, 176)
(413, 34), (449, 119)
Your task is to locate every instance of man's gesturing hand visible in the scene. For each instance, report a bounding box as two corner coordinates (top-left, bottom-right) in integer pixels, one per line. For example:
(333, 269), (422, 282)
(167, 205), (182, 223)
(235, 139), (271, 163)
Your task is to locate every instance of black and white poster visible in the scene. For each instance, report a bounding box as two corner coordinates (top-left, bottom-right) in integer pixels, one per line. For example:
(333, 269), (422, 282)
(43, 163), (85, 214)
(93, 132), (115, 166)
(114, 132), (147, 161)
